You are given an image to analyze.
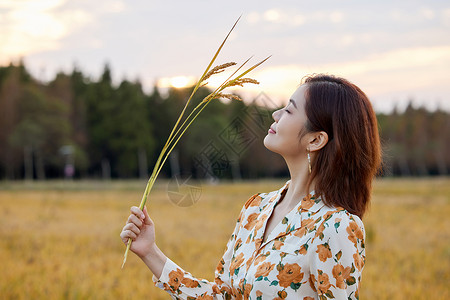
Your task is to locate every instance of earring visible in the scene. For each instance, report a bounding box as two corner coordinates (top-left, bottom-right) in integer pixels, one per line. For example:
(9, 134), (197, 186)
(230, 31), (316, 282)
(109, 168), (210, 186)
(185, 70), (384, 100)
(307, 148), (312, 174)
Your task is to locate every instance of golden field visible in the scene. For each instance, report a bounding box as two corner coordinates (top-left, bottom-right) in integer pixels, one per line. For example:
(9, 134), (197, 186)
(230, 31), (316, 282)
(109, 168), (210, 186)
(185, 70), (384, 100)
(0, 178), (449, 299)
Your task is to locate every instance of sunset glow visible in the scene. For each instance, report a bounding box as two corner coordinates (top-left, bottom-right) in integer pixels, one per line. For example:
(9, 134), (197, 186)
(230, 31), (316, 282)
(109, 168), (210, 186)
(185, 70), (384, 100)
(156, 76), (197, 89)
(169, 76), (191, 88)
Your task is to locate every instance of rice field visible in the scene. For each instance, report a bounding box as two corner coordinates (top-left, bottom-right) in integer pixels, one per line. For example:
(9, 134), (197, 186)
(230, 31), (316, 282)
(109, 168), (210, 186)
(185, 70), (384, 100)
(0, 178), (449, 299)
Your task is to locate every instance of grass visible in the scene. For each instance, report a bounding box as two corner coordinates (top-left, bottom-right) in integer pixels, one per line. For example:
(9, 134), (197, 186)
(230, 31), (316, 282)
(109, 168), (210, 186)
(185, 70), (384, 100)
(0, 177), (449, 299)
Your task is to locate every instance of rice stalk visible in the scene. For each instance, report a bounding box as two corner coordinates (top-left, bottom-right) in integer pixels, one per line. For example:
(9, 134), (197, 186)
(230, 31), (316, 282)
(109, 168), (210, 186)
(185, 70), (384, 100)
(121, 16), (269, 268)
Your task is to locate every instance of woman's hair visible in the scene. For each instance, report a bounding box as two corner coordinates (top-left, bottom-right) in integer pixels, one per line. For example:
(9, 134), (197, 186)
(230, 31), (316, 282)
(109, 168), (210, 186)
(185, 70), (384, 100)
(302, 74), (381, 218)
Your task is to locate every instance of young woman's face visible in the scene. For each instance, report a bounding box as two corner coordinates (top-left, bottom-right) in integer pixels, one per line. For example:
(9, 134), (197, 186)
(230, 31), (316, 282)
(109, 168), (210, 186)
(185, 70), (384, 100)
(263, 84), (310, 157)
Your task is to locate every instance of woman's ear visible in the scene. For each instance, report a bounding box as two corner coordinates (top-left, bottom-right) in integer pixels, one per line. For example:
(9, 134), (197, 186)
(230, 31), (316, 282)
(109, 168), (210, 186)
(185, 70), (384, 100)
(308, 131), (329, 152)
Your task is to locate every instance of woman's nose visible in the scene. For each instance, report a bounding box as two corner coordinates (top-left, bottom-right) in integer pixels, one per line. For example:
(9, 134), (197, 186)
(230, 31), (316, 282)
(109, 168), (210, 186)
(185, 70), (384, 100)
(272, 109), (282, 122)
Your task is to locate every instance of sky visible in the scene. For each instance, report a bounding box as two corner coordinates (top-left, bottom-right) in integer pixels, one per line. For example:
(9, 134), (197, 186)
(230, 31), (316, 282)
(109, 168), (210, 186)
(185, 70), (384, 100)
(1, 0), (450, 112)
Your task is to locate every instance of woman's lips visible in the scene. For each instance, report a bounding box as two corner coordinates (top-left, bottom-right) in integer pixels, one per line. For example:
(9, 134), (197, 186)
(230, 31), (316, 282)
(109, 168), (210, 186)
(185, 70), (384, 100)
(268, 127), (276, 134)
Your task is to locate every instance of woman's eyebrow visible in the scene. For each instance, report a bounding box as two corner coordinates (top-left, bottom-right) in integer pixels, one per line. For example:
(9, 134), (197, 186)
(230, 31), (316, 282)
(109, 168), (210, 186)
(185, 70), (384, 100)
(289, 99), (298, 109)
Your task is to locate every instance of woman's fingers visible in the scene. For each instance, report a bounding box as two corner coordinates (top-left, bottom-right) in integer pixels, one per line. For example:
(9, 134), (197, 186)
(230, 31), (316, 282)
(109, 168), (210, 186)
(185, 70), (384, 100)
(127, 213), (143, 228)
(129, 205), (152, 226)
(124, 222), (141, 235)
(143, 206), (152, 225)
(121, 222), (143, 241)
(120, 227), (137, 242)
(130, 206), (145, 220)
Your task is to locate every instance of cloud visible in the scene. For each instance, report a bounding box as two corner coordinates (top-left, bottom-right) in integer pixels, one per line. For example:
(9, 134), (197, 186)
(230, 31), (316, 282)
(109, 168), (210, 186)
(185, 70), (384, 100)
(245, 8), (344, 28)
(442, 8), (450, 27)
(0, 0), (128, 63)
(263, 9), (281, 23)
(239, 45), (450, 108)
(106, 1), (126, 13)
(0, 0), (93, 62)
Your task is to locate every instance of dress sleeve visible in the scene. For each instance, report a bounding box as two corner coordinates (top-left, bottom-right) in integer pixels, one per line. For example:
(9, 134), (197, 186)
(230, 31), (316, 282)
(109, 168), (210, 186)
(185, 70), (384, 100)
(308, 211), (365, 300)
(152, 194), (257, 299)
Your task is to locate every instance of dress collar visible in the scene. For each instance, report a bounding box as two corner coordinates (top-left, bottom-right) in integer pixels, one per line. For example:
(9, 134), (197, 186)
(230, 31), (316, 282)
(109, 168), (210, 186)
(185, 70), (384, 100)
(281, 180), (325, 213)
(257, 181), (325, 247)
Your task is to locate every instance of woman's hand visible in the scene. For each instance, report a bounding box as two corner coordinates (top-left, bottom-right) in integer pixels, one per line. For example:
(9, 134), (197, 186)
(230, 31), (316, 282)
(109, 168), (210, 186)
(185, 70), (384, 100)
(120, 206), (156, 259)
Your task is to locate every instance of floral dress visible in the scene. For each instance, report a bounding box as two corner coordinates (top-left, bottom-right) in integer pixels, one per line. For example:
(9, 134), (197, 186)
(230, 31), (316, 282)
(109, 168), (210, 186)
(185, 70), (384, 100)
(153, 181), (365, 299)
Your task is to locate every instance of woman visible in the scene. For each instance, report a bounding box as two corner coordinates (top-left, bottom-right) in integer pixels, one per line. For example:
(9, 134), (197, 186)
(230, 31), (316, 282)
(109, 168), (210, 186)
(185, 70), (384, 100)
(120, 74), (381, 299)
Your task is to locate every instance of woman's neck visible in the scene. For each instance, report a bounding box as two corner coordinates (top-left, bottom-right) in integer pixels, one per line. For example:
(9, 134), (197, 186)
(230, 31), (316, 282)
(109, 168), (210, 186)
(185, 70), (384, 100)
(282, 155), (312, 206)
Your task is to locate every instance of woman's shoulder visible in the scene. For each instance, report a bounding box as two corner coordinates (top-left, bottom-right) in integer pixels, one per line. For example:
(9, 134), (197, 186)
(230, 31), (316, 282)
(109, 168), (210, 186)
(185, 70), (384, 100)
(318, 205), (363, 224)
(243, 181), (289, 209)
(243, 191), (272, 209)
(313, 204), (365, 242)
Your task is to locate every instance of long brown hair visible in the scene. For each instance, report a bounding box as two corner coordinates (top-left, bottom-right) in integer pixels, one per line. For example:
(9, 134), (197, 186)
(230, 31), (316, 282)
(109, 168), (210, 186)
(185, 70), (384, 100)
(303, 74), (381, 218)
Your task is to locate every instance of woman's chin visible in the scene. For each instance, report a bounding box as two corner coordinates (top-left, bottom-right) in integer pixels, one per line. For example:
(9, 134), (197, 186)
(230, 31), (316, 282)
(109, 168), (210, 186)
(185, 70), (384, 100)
(263, 136), (278, 154)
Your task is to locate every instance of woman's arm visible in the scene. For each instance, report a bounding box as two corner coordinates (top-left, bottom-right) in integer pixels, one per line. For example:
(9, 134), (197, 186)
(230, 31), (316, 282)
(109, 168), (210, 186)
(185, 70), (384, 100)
(120, 193), (254, 299)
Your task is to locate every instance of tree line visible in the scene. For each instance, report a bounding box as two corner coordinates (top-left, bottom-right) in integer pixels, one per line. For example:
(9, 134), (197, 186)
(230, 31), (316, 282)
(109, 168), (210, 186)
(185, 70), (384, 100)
(0, 61), (448, 180)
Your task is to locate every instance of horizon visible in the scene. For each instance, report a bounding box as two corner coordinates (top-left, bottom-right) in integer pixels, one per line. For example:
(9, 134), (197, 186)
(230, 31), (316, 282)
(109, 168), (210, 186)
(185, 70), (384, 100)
(2, 59), (447, 114)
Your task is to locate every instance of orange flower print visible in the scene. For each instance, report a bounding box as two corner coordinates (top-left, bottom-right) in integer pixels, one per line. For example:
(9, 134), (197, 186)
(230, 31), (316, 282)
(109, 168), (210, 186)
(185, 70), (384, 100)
(234, 238), (243, 251)
(254, 262), (275, 277)
(316, 243), (332, 262)
(353, 253), (364, 271)
(243, 283), (252, 299)
(244, 213), (258, 230)
(197, 293), (214, 300)
(277, 263), (304, 288)
(303, 218), (316, 229)
(238, 211), (243, 223)
(322, 210), (335, 222)
(294, 227), (307, 238)
(254, 238), (263, 249)
(309, 273), (317, 292)
(301, 194), (315, 210)
(219, 284), (232, 296)
(230, 253), (245, 275)
(168, 268), (184, 291)
(232, 286), (243, 300)
(215, 277), (224, 286)
(294, 218), (316, 238)
(315, 223), (326, 240)
(249, 195), (262, 207)
(244, 194), (261, 208)
(317, 270), (332, 295)
(273, 240), (284, 250)
(347, 221), (364, 246)
(332, 264), (351, 289)
(304, 297), (315, 300)
(273, 290), (288, 299)
(299, 244), (308, 255)
(254, 252), (268, 265)
(255, 214), (268, 232)
(216, 258), (225, 274)
(238, 279), (245, 290)
(162, 282), (171, 292)
(181, 277), (199, 288)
